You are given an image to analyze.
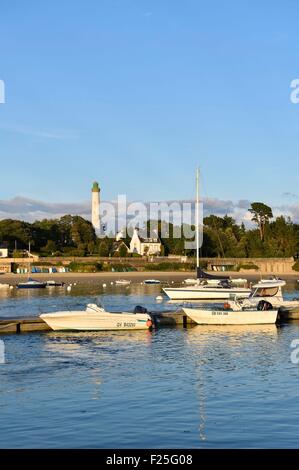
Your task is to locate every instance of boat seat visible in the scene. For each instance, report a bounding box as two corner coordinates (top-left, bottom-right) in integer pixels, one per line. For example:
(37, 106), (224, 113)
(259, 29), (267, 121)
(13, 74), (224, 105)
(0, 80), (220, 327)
(134, 305), (148, 314)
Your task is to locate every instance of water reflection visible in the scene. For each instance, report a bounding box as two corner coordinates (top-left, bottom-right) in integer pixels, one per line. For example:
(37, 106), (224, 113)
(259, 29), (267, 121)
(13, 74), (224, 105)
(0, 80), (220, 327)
(187, 323), (278, 339)
(185, 323), (279, 445)
(41, 328), (154, 402)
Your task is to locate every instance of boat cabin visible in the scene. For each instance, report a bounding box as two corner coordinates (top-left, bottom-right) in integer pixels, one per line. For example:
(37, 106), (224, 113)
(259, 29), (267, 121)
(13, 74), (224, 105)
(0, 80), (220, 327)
(250, 280), (286, 299)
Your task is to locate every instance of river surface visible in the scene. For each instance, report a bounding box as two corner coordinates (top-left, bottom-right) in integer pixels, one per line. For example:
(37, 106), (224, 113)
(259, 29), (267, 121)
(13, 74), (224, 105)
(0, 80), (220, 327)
(0, 279), (299, 448)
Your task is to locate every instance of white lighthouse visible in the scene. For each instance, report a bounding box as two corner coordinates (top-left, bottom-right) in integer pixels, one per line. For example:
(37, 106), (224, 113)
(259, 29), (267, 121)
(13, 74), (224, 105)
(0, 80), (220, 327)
(91, 181), (100, 231)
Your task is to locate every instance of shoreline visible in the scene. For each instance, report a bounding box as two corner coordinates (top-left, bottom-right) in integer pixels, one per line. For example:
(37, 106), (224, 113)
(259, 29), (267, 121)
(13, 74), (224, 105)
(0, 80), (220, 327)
(0, 270), (298, 285)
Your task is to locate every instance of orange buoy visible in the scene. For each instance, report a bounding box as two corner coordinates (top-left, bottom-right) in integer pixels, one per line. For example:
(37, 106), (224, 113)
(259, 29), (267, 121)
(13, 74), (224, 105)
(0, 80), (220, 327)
(223, 302), (231, 310)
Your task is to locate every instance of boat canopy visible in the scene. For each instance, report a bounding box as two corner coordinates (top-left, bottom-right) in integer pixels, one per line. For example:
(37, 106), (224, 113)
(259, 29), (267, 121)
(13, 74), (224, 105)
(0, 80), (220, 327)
(196, 268), (230, 281)
(252, 280), (286, 289)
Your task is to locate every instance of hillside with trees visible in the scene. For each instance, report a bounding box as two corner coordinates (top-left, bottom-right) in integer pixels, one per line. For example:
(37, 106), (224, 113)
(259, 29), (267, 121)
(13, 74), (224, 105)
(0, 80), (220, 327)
(0, 202), (298, 258)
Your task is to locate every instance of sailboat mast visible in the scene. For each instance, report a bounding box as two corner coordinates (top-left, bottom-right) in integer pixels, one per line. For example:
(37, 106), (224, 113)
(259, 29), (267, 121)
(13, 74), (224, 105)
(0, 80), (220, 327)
(196, 168), (200, 270)
(28, 241), (31, 277)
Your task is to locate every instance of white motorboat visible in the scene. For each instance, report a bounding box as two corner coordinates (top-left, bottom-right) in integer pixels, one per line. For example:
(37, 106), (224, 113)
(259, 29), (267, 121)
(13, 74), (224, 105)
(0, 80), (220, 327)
(240, 280), (299, 319)
(0, 283), (10, 289)
(40, 303), (153, 331)
(115, 279), (131, 286)
(183, 300), (278, 325)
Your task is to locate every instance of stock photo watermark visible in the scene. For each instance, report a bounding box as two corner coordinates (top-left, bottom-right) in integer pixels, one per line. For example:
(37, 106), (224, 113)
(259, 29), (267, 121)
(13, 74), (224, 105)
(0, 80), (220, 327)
(98, 194), (204, 250)
(290, 79), (299, 104)
(0, 79), (5, 104)
(290, 339), (299, 364)
(0, 340), (5, 364)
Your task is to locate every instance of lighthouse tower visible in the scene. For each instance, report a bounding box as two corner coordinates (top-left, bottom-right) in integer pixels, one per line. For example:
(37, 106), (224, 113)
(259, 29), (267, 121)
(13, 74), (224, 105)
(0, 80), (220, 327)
(91, 181), (100, 231)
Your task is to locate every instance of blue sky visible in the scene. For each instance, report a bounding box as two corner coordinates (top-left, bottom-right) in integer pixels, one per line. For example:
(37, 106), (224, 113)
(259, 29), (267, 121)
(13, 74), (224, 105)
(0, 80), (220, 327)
(0, 0), (299, 220)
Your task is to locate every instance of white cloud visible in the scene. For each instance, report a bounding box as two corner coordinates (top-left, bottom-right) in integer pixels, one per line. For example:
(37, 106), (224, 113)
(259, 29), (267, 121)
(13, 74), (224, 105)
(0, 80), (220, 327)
(0, 124), (80, 140)
(1, 196), (298, 226)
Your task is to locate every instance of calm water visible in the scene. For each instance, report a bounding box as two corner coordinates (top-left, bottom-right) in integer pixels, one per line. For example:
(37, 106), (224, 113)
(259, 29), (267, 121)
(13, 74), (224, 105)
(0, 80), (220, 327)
(1, 279), (299, 448)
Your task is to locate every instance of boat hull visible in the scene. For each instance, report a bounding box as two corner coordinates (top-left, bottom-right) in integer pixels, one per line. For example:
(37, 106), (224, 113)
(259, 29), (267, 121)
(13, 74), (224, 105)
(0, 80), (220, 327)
(183, 307), (278, 325)
(163, 287), (251, 300)
(17, 283), (47, 289)
(40, 311), (152, 331)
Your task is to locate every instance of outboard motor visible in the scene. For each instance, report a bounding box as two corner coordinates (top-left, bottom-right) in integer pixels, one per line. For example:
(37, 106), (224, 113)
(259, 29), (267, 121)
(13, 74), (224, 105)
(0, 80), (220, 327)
(257, 300), (273, 311)
(134, 305), (148, 314)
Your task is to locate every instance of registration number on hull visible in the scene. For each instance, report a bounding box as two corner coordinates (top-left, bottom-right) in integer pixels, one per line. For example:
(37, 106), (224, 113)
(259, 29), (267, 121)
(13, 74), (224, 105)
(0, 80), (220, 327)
(116, 322), (136, 328)
(211, 311), (229, 316)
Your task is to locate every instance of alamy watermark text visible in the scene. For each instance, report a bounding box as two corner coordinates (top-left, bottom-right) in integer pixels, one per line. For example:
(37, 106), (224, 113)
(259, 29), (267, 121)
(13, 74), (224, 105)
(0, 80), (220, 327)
(290, 79), (299, 104)
(0, 79), (5, 104)
(0, 340), (5, 364)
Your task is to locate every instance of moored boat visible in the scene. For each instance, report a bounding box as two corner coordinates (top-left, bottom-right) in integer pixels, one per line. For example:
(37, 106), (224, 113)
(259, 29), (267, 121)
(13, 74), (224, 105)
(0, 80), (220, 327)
(163, 281), (251, 300)
(183, 300), (278, 325)
(144, 279), (161, 285)
(40, 303), (153, 331)
(163, 170), (250, 301)
(46, 280), (65, 287)
(240, 280), (299, 319)
(17, 278), (47, 289)
(115, 279), (131, 286)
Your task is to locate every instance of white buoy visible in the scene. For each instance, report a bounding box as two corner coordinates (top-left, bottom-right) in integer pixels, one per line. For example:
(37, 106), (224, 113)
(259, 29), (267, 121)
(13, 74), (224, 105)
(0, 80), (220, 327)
(102, 283), (107, 288)
(10, 285), (13, 290)
(67, 285), (72, 292)
(156, 295), (163, 301)
(73, 282), (77, 286)
(110, 282), (114, 285)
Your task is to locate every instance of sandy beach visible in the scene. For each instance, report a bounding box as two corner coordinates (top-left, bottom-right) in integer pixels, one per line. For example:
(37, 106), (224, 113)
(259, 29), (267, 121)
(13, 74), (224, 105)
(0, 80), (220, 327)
(0, 270), (298, 285)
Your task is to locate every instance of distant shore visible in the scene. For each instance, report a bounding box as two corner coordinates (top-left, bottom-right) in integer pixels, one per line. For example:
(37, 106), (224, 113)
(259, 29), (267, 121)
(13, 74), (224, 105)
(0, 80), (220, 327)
(0, 271), (298, 285)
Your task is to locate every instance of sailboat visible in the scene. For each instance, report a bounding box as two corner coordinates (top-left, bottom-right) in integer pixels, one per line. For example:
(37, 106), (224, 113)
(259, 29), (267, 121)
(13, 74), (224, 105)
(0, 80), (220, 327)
(163, 169), (251, 301)
(17, 242), (47, 289)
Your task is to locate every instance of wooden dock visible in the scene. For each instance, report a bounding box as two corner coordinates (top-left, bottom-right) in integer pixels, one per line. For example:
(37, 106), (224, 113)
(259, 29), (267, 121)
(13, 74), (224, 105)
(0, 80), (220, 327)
(0, 310), (195, 334)
(151, 309), (195, 326)
(0, 318), (51, 334)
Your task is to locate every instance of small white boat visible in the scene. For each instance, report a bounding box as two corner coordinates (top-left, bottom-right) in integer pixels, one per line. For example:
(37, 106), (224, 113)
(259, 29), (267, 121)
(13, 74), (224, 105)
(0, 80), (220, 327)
(144, 279), (161, 285)
(46, 280), (65, 287)
(115, 279), (131, 286)
(0, 283), (10, 289)
(183, 300), (278, 325)
(40, 303), (153, 331)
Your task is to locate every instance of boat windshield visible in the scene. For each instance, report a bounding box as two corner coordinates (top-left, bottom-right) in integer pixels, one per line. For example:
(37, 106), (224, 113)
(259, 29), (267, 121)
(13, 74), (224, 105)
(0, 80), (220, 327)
(95, 299), (105, 309)
(252, 287), (279, 298)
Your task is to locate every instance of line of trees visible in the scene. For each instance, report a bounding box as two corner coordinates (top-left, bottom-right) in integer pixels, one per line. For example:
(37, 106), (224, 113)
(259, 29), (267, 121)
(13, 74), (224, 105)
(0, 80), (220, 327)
(0, 202), (298, 258)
